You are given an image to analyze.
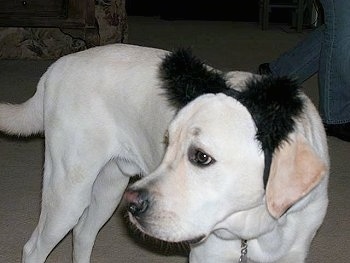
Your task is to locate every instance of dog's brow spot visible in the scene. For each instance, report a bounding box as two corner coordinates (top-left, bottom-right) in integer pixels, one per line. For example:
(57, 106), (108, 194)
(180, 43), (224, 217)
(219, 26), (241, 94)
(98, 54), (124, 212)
(191, 127), (201, 136)
(167, 164), (174, 171)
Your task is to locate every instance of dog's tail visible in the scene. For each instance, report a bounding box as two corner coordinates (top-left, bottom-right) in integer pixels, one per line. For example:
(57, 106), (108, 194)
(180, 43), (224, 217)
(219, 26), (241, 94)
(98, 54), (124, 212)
(0, 73), (45, 136)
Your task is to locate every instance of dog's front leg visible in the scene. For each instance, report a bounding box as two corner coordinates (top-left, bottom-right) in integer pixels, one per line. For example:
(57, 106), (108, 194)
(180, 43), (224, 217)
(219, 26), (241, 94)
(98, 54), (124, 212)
(190, 233), (241, 263)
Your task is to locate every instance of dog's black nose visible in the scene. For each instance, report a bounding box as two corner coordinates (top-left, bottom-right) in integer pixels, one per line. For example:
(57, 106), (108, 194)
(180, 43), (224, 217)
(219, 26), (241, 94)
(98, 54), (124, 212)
(124, 189), (149, 216)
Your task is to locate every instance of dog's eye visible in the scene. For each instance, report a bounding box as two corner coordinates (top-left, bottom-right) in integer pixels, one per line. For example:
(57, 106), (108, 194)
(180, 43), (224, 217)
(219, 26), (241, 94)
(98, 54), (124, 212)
(189, 147), (215, 167)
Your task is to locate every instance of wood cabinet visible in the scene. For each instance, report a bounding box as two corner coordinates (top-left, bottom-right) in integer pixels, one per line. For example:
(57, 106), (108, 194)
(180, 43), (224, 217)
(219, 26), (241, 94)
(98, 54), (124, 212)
(0, 0), (99, 47)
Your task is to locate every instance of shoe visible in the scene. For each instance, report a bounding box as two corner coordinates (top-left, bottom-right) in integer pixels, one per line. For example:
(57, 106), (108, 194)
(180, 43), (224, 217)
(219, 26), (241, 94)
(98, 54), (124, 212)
(324, 122), (350, 142)
(258, 63), (272, 75)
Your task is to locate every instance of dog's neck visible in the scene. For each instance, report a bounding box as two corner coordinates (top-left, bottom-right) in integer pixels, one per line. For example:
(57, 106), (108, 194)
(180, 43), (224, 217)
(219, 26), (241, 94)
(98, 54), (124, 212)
(213, 203), (276, 240)
(213, 203), (298, 262)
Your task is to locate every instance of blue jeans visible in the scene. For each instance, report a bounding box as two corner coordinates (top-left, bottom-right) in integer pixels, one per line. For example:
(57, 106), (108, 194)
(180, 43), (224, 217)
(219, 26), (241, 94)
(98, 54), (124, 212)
(269, 0), (350, 124)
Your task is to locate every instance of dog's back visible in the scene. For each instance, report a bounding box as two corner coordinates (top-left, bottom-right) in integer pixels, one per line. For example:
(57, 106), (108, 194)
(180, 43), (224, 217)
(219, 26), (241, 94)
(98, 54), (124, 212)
(0, 44), (175, 172)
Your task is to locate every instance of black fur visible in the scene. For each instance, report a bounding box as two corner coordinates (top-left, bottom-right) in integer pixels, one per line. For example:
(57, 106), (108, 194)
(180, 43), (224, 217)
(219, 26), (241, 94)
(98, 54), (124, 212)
(228, 76), (304, 154)
(159, 48), (230, 108)
(226, 76), (304, 185)
(160, 49), (305, 185)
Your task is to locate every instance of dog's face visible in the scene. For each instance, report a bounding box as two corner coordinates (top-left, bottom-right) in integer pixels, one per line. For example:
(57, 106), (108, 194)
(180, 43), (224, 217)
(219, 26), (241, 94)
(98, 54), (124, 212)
(125, 49), (327, 248)
(126, 93), (265, 242)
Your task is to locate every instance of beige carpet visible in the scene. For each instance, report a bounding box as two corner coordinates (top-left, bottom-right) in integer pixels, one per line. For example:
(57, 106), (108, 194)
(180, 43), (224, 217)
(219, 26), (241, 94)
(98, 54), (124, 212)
(0, 16), (349, 263)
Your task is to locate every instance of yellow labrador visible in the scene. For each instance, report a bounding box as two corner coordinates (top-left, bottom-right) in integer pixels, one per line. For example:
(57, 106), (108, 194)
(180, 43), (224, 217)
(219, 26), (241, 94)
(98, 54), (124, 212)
(0, 44), (328, 263)
(125, 49), (329, 262)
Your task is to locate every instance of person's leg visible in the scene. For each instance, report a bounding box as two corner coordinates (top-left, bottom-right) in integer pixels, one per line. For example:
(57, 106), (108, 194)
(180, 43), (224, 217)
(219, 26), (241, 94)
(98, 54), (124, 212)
(318, 0), (350, 125)
(268, 26), (324, 84)
(259, 0), (350, 140)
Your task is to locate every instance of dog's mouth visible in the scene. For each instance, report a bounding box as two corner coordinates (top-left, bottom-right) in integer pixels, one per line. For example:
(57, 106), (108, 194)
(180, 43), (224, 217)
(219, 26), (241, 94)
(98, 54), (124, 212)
(126, 211), (206, 245)
(125, 213), (206, 257)
(184, 235), (206, 245)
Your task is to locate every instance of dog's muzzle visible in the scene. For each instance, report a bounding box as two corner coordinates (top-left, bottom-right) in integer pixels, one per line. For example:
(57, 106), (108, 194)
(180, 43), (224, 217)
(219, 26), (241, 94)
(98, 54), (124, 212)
(124, 187), (208, 245)
(124, 188), (150, 217)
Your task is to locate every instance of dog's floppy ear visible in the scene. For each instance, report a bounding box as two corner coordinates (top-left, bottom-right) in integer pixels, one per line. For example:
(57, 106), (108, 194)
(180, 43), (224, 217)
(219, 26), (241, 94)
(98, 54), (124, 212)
(159, 48), (230, 109)
(266, 133), (327, 218)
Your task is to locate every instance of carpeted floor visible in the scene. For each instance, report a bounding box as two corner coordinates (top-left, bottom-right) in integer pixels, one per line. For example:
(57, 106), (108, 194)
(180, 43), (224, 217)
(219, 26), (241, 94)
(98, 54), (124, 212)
(0, 16), (349, 263)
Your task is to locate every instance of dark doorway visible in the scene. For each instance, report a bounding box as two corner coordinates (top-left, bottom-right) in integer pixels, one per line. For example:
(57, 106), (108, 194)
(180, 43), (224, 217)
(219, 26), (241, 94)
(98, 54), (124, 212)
(126, 0), (260, 22)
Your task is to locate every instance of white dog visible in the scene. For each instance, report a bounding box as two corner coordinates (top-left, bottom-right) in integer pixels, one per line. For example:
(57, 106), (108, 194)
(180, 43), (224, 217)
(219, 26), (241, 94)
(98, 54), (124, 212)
(124, 48), (329, 262)
(0, 44), (329, 263)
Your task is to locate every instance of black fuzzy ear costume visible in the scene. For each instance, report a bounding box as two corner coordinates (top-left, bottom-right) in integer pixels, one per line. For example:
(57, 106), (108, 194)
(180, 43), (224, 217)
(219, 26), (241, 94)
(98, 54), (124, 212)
(159, 48), (305, 186)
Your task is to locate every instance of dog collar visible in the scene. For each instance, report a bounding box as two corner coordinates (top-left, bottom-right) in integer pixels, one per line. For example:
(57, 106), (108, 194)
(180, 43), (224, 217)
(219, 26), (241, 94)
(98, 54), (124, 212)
(239, 239), (248, 263)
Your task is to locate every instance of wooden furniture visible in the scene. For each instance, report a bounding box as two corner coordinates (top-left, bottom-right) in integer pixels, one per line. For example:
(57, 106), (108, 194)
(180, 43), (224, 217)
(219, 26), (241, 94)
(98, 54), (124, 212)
(259, 0), (305, 32)
(0, 0), (99, 47)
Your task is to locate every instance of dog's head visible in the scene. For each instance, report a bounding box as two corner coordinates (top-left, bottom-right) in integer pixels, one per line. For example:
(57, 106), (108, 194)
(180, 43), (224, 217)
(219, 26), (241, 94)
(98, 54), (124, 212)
(124, 49), (327, 243)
